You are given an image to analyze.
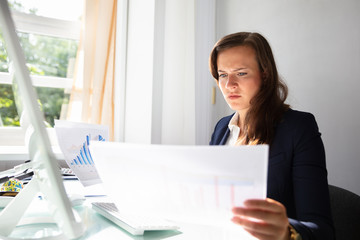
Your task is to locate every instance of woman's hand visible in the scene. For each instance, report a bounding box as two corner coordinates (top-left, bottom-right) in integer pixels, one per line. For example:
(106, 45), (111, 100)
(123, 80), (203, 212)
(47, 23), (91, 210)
(232, 198), (290, 240)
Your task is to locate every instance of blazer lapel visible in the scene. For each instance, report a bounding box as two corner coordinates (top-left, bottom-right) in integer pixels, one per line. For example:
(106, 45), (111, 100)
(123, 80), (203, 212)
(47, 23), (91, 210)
(219, 128), (230, 145)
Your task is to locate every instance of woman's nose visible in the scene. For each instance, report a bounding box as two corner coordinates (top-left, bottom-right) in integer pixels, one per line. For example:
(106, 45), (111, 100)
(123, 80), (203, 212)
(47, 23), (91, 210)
(225, 75), (237, 89)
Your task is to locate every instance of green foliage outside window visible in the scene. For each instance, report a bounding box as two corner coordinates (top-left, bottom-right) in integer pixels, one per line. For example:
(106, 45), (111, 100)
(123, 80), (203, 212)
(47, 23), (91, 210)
(0, 16), (78, 127)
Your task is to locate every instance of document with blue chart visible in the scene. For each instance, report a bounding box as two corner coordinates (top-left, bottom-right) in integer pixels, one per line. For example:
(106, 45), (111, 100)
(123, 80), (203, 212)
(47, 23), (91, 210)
(54, 120), (109, 186)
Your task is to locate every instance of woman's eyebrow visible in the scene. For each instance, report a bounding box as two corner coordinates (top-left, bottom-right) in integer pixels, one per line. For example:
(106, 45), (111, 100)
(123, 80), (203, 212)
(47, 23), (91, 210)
(233, 67), (247, 71)
(218, 68), (247, 72)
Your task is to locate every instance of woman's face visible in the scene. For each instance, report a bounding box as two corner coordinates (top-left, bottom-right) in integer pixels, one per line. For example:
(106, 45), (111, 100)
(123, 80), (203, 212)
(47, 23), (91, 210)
(217, 45), (262, 114)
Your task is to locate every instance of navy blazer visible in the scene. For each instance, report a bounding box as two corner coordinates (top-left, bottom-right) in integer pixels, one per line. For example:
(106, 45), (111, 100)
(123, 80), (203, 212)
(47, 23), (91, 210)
(210, 109), (334, 240)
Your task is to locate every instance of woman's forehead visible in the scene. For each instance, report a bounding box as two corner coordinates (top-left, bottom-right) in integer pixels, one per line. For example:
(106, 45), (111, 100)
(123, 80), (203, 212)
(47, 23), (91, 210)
(217, 46), (258, 70)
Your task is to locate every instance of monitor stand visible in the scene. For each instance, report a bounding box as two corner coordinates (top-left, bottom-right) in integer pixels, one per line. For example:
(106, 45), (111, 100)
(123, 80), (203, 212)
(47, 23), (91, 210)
(0, 1), (84, 239)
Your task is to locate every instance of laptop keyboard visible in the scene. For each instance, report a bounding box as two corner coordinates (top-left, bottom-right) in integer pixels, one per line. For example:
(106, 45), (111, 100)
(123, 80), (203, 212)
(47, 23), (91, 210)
(91, 202), (179, 235)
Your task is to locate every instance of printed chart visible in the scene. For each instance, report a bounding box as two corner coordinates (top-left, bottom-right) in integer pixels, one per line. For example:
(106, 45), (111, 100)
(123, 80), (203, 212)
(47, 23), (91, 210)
(68, 134), (105, 167)
(55, 120), (109, 186)
(116, 164), (259, 222)
(90, 143), (268, 223)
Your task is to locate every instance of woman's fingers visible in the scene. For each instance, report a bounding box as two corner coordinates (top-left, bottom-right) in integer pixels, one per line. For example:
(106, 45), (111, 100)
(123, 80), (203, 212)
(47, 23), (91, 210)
(232, 207), (276, 223)
(232, 198), (290, 240)
(232, 216), (277, 239)
(244, 198), (286, 213)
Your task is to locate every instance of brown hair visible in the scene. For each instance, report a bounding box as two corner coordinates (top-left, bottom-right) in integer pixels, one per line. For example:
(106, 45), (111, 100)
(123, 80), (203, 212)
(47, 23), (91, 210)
(209, 32), (289, 144)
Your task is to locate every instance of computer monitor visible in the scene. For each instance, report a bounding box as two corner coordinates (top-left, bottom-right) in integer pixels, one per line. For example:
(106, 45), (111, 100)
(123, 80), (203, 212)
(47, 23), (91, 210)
(0, 1), (84, 239)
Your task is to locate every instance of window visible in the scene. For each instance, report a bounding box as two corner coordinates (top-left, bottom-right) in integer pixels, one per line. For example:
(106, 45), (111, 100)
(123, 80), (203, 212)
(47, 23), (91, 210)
(0, 0), (82, 146)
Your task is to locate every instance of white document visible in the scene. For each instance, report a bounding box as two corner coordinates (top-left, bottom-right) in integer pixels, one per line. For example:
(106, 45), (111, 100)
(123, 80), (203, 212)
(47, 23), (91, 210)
(89, 142), (268, 224)
(54, 120), (109, 186)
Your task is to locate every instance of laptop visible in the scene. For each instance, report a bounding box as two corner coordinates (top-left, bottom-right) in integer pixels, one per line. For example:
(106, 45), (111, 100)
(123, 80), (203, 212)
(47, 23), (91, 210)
(89, 142), (268, 235)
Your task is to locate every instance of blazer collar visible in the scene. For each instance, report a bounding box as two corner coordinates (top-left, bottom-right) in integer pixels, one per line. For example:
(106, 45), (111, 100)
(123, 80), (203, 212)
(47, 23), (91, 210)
(219, 128), (230, 145)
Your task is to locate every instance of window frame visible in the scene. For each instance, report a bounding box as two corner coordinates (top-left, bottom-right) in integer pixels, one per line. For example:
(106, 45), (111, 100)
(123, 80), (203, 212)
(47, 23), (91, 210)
(0, 9), (81, 148)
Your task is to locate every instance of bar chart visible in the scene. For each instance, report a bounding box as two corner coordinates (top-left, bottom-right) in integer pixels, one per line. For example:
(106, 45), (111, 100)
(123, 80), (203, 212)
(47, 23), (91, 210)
(55, 120), (109, 186)
(69, 134), (105, 166)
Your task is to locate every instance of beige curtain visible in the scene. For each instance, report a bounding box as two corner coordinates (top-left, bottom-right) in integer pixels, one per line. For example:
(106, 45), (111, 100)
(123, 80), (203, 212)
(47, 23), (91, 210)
(67, 0), (117, 140)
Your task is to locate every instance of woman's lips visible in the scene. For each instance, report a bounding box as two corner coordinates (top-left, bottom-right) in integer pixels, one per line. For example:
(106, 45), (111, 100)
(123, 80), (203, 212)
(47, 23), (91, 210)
(228, 94), (241, 100)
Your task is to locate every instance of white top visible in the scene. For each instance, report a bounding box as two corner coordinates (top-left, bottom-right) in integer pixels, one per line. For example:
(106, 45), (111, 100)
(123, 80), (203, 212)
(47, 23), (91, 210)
(225, 112), (241, 146)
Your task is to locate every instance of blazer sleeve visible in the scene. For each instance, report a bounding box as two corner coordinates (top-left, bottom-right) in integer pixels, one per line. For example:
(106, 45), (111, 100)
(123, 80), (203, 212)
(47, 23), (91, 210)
(287, 113), (334, 240)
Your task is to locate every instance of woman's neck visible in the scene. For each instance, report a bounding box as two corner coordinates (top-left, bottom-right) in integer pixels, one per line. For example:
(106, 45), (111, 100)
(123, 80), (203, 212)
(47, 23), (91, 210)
(237, 109), (248, 130)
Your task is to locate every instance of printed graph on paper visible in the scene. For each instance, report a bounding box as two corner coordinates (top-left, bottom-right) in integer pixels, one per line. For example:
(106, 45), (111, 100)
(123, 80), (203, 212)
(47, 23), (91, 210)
(55, 120), (109, 186)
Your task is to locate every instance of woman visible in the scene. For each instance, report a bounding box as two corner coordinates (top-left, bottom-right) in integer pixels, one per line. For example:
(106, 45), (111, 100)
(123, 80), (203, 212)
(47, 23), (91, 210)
(209, 32), (334, 240)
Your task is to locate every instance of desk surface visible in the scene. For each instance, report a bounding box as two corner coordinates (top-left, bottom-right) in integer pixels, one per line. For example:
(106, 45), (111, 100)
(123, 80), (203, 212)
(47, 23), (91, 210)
(0, 180), (256, 240)
(77, 204), (254, 240)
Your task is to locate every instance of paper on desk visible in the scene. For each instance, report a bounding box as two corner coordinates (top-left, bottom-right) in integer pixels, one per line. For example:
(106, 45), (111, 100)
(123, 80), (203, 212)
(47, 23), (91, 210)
(54, 120), (109, 187)
(89, 142), (269, 223)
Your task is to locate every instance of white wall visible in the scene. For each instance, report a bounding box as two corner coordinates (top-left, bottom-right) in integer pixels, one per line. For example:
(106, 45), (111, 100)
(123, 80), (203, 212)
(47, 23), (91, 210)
(123, 0), (156, 144)
(161, 0), (196, 145)
(120, 0), (201, 145)
(194, 0), (216, 145)
(214, 0), (360, 195)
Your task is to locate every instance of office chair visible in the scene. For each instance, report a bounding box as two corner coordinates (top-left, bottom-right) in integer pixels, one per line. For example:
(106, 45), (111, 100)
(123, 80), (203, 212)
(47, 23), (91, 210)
(328, 184), (360, 240)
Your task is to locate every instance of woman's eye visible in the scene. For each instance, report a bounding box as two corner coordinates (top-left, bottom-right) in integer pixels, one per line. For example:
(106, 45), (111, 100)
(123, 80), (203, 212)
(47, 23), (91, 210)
(219, 73), (227, 78)
(238, 72), (247, 76)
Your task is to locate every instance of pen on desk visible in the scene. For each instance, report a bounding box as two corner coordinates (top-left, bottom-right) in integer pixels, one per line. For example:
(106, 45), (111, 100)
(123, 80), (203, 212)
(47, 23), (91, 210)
(84, 194), (107, 198)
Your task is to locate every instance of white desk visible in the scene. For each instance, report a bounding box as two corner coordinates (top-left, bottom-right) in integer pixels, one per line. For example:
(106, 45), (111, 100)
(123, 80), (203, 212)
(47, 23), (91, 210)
(0, 180), (256, 240)
(75, 205), (254, 240)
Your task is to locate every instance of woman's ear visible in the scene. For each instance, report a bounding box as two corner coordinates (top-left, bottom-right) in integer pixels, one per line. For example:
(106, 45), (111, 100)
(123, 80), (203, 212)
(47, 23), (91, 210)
(262, 70), (268, 80)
